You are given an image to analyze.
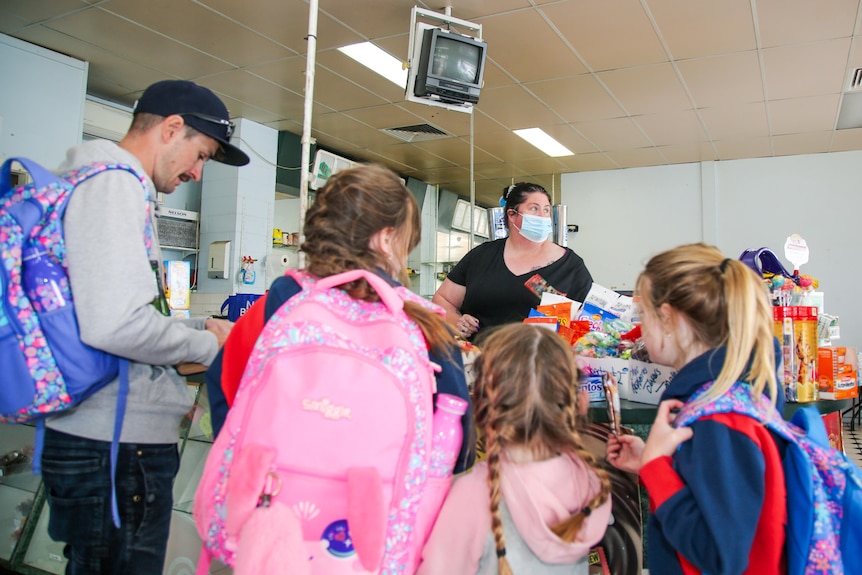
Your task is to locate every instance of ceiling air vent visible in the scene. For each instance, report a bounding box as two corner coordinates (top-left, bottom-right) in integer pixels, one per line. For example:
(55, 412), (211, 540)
(382, 123), (450, 143)
(850, 67), (862, 91)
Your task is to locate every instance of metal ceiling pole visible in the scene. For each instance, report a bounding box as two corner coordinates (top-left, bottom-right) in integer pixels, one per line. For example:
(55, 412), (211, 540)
(469, 106), (475, 251)
(298, 0), (319, 268)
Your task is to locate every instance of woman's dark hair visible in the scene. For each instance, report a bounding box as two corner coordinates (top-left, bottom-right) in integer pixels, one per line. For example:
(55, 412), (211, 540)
(302, 163), (456, 355)
(501, 182), (552, 229)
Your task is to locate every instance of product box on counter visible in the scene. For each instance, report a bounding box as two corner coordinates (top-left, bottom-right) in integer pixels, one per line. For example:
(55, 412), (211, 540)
(627, 359), (677, 405)
(575, 357), (676, 405)
(576, 357), (631, 402)
(165, 260), (191, 310)
(818, 346), (858, 400)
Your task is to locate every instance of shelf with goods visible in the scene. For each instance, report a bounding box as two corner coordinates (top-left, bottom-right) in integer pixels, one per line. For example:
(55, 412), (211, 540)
(157, 207), (200, 291)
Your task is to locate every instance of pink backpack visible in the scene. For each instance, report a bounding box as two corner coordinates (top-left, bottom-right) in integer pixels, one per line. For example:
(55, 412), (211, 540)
(194, 269), (453, 574)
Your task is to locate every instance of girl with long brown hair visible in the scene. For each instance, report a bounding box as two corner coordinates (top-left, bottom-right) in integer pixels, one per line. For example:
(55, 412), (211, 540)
(419, 324), (611, 574)
(206, 163), (474, 474)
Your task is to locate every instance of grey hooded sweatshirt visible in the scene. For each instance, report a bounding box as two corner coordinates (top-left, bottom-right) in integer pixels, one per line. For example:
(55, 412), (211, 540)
(46, 140), (218, 444)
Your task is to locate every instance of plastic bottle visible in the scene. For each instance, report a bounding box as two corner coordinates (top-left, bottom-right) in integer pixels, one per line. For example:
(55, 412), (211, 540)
(151, 260), (171, 316)
(22, 247), (72, 313)
(429, 393), (469, 477)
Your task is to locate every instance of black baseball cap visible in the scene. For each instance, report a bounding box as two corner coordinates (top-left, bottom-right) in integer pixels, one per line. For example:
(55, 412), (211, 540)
(133, 80), (250, 166)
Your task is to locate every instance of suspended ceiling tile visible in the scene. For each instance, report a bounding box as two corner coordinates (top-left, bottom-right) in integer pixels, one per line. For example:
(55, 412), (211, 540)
(474, 129), (552, 161)
(43, 9), (233, 78)
(10, 26), (160, 102)
(201, 71), (305, 120)
(762, 39), (851, 100)
(510, 157), (573, 176)
(315, 49), (407, 105)
(598, 63), (693, 116)
(198, 0), (362, 53)
(656, 142), (718, 164)
(555, 152), (619, 173)
(409, 165), (473, 185)
(343, 105), (426, 130)
(445, 0), (533, 21)
(633, 110), (707, 145)
(411, 138), (498, 166)
(480, 59), (518, 91)
(755, 0), (858, 47)
(0, 13), (29, 34)
(541, 0), (667, 72)
(313, 112), (403, 148)
(713, 136), (773, 160)
(699, 102), (770, 140)
(405, 108), (473, 139)
(831, 127), (862, 151)
(101, 0), (293, 68)
(245, 56), (308, 95)
(475, 85), (561, 130)
(573, 117), (653, 151)
(604, 146), (668, 169)
(772, 131), (834, 156)
(308, 67), (390, 111)
(371, 143), (457, 171)
(769, 95), (841, 135)
(318, 0), (418, 41)
(479, 10), (588, 83)
(472, 161), (529, 180)
(538, 124), (601, 155)
(0, 0), (93, 26)
(676, 52), (764, 109)
(648, 0), (756, 59)
(527, 75), (627, 123)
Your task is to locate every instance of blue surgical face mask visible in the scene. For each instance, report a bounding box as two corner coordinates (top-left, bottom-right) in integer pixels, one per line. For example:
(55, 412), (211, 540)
(514, 212), (553, 243)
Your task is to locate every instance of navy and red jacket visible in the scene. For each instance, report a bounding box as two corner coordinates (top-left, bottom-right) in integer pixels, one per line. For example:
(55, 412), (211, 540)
(205, 271), (475, 474)
(640, 345), (788, 575)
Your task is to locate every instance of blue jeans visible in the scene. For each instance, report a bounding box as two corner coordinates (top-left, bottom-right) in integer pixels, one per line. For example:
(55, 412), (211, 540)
(40, 429), (179, 575)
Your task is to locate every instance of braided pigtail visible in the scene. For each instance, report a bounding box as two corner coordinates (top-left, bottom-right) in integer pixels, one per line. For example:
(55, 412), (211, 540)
(482, 374), (514, 575)
(549, 371), (612, 541)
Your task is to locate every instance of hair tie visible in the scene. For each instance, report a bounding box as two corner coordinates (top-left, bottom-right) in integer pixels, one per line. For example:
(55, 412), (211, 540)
(719, 258), (732, 273)
(496, 547), (507, 559)
(581, 506), (592, 517)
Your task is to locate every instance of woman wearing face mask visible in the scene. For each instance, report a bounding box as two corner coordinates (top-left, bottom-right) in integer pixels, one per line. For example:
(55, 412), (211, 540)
(433, 182), (593, 342)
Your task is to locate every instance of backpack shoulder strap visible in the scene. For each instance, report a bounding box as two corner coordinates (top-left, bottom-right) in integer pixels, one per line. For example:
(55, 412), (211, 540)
(61, 162), (155, 254)
(675, 381), (798, 443)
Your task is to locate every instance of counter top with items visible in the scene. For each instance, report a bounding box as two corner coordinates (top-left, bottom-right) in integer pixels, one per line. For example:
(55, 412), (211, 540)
(521, 235), (858, 441)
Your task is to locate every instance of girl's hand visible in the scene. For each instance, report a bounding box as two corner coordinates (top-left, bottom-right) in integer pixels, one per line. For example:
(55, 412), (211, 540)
(606, 433), (645, 474)
(641, 399), (693, 466)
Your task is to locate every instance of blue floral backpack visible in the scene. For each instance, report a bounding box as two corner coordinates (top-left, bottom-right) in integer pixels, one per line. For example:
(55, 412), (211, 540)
(0, 157), (153, 526)
(676, 381), (862, 575)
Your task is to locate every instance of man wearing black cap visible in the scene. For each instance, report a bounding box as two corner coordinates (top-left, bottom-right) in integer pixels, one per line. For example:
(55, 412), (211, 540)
(39, 80), (247, 574)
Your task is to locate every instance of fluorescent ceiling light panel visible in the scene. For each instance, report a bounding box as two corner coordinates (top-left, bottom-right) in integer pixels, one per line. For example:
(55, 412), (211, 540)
(513, 128), (574, 157)
(338, 42), (407, 87)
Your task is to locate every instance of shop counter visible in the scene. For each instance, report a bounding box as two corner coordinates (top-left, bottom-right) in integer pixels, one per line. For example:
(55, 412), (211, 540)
(589, 397), (853, 426)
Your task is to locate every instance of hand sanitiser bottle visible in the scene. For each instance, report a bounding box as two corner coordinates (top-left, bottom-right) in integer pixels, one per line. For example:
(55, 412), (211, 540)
(429, 394), (469, 477)
(22, 247), (72, 312)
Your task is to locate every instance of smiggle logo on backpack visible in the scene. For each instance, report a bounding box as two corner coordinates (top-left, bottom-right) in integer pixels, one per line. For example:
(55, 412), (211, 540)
(302, 397), (352, 420)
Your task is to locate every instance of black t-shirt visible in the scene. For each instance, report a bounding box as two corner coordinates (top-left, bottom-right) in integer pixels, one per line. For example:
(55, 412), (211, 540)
(446, 238), (593, 331)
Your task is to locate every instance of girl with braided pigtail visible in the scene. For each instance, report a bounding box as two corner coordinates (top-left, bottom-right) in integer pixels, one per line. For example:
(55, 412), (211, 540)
(418, 324), (611, 575)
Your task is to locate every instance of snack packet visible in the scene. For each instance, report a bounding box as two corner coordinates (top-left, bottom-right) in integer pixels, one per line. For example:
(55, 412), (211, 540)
(603, 373), (622, 436)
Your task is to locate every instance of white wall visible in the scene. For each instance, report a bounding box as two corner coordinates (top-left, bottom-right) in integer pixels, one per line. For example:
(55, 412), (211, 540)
(0, 33), (87, 168)
(561, 150), (862, 347)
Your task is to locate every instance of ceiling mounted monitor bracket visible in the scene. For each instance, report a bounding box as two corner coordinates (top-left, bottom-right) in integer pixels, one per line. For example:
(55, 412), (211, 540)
(405, 7), (484, 114)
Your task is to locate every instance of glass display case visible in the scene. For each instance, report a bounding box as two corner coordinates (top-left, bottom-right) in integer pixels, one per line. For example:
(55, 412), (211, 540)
(0, 377), (229, 574)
